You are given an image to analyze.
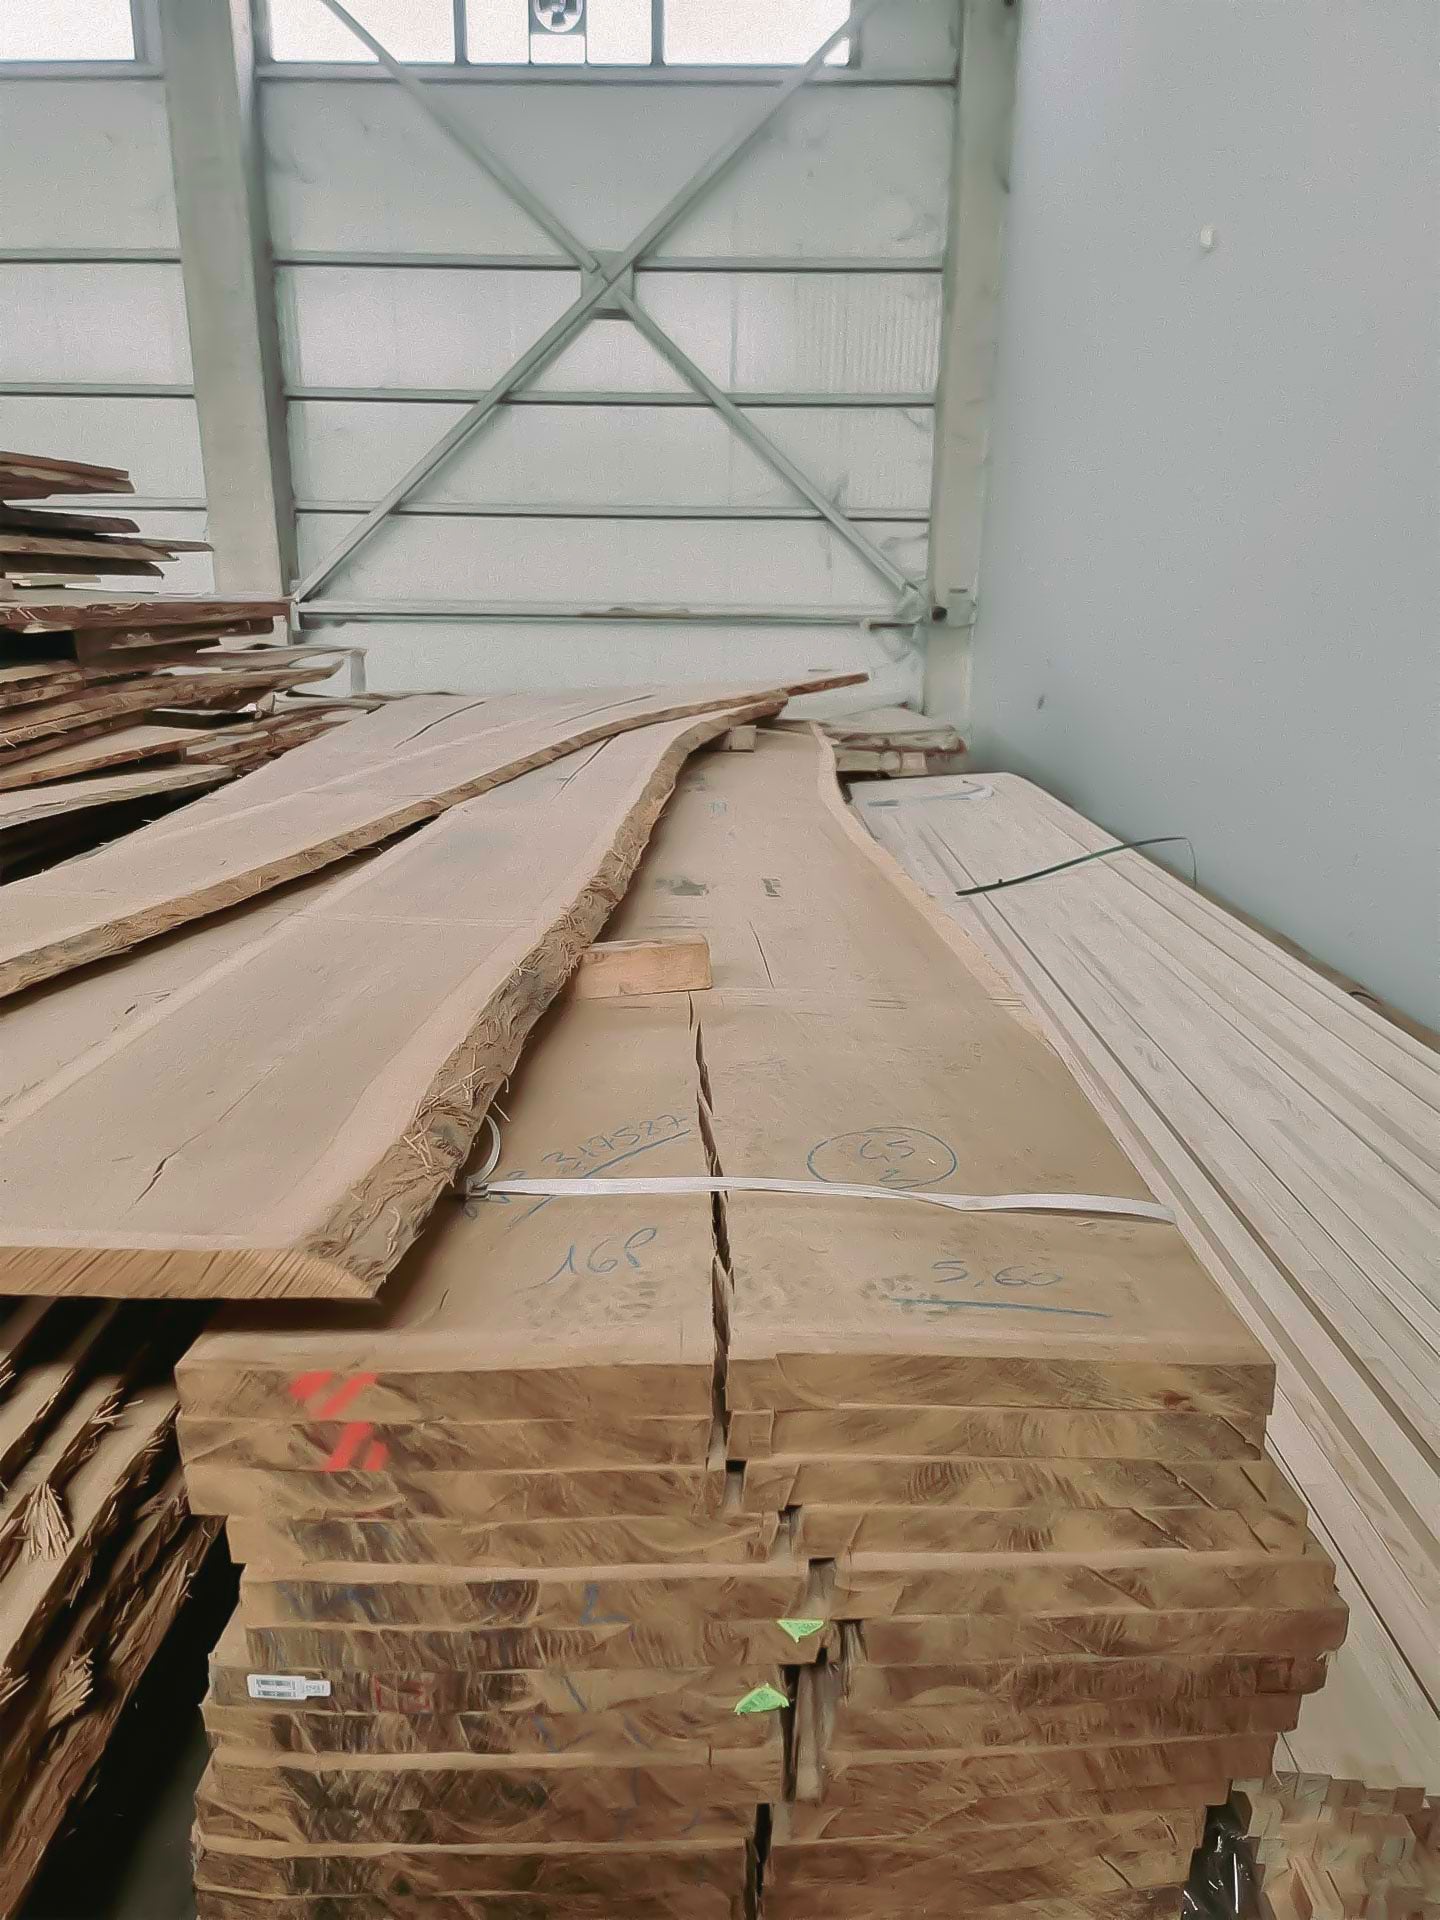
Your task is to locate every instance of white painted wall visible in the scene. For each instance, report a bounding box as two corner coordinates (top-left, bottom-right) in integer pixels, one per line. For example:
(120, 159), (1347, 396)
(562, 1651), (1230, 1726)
(0, 76), (214, 585)
(967, 0), (1439, 1027)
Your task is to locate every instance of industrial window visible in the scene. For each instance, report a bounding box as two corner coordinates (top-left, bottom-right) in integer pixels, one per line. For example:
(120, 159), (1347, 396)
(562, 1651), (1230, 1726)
(0, 0), (137, 61)
(265, 0), (853, 68)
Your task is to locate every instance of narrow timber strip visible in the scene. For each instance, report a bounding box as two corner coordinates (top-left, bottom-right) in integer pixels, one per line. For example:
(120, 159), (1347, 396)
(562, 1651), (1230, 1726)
(0, 506), (143, 537)
(574, 935), (713, 999)
(0, 661), (336, 756)
(0, 709), (766, 1301)
(190, 1828), (754, 1902)
(0, 450), (134, 499)
(0, 597), (285, 634)
(0, 764), (225, 834)
(0, 675), (857, 1001)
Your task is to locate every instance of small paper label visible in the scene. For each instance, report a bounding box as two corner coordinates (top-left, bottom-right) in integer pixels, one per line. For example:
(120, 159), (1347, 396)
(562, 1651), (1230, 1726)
(775, 1618), (825, 1644)
(247, 1674), (331, 1702)
(734, 1684), (789, 1716)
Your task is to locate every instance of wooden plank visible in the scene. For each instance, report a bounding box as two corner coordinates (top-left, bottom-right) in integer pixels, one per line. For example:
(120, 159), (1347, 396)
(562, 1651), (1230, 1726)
(195, 1746), (781, 1847)
(793, 1502), (1315, 1558)
(0, 597), (286, 634)
(0, 675), (855, 1001)
(0, 723), (200, 791)
(180, 1411), (717, 1472)
(0, 764), (224, 836)
(0, 661), (334, 756)
(0, 506), (142, 537)
(728, 1404), (1268, 1459)
(240, 1618), (831, 1674)
(0, 712), (768, 1300)
(191, 1826), (753, 1903)
(235, 1555), (810, 1626)
(0, 449), (133, 501)
(0, 528), (208, 563)
(603, 731), (1272, 1423)
(573, 935), (713, 1000)
(225, 1511), (781, 1572)
(828, 1543), (1338, 1618)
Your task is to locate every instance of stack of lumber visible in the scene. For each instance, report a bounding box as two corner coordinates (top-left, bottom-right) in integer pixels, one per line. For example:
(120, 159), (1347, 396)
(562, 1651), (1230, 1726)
(0, 598), (353, 875)
(1234, 1772), (1439, 1918)
(0, 445), (358, 872)
(0, 1297), (218, 1915)
(166, 727), (1342, 1919)
(0, 681), (844, 1908)
(0, 447), (207, 586)
(0, 680), (857, 1287)
(777, 704), (967, 777)
(853, 771), (1440, 1795)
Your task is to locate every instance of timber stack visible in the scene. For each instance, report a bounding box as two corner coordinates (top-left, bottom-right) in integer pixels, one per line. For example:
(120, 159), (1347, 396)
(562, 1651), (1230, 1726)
(853, 770), (1440, 1793)
(1234, 1772), (1439, 1917)
(0, 680), (857, 1915)
(0, 1298), (218, 1913)
(94, 726), (1341, 1919)
(0, 445), (357, 875)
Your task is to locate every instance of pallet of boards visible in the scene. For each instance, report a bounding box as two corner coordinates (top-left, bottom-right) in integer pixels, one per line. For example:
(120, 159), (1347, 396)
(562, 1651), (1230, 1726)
(852, 771), (1440, 1795)
(0, 675), (858, 1302)
(0, 1297), (220, 1914)
(175, 727), (1342, 1920)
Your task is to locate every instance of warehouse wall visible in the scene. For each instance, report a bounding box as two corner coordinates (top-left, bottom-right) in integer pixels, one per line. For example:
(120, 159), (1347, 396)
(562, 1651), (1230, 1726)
(966, 0), (1439, 1027)
(0, 1), (981, 716)
(0, 74), (214, 591)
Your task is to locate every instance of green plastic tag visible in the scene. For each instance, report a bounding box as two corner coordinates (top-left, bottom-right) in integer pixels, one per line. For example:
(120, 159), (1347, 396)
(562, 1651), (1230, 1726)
(776, 1617), (826, 1644)
(733, 1684), (789, 1716)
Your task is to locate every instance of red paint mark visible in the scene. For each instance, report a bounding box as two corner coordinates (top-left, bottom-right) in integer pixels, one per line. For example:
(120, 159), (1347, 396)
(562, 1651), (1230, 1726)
(363, 1438), (389, 1471)
(288, 1370), (334, 1404)
(315, 1371), (378, 1419)
(322, 1421), (380, 1473)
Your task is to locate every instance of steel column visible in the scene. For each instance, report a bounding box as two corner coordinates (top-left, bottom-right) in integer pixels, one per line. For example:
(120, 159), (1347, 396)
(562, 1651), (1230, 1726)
(157, 0), (296, 592)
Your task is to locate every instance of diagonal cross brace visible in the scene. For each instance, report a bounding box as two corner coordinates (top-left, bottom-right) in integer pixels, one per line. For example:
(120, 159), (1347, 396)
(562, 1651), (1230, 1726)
(292, 0), (928, 613)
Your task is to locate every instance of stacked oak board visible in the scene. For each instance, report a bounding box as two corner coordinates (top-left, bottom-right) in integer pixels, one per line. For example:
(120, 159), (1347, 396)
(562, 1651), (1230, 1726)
(853, 771), (1440, 1796)
(0, 446), (207, 585)
(0, 445), (360, 874)
(0, 1296), (218, 1913)
(0, 685), (848, 1912)
(174, 727), (1344, 1920)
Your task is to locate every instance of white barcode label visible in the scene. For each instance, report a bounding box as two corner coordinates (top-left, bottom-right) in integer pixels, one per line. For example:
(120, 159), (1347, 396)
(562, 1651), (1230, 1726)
(247, 1673), (331, 1702)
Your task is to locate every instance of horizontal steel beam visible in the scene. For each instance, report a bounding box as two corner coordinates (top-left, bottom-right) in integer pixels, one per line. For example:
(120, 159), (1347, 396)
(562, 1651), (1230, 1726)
(294, 500), (928, 522)
(274, 251), (945, 274)
(0, 381), (196, 398)
(0, 62), (165, 78)
(256, 64), (955, 86)
(288, 387), (936, 408)
(0, 247), (183, 264)
(296, 600), (892, 626)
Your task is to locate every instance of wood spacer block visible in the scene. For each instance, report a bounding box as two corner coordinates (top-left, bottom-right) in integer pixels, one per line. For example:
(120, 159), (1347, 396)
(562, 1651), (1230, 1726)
(574, 935), (713, 1000)
(719, 725), (758, 751)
